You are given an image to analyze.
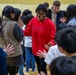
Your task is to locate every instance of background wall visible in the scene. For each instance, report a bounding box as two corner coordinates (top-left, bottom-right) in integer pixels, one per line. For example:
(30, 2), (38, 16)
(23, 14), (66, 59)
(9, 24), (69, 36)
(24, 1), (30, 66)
(0, 0), (76, 4)
(0, 0), (76, 16)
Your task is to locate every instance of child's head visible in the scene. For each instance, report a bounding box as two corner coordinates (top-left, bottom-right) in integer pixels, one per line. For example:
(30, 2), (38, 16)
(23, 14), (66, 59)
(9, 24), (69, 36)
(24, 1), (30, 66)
(22, 9), (32, 16)
(2, 5), (15, 20)
(21, 14), (33, 25)
(50, 56), (76, 75)
(66, 4), (76, 23)
(43, 2), (49, 10)
(55, 27), (76, 56)
(14, 8), (21, 22)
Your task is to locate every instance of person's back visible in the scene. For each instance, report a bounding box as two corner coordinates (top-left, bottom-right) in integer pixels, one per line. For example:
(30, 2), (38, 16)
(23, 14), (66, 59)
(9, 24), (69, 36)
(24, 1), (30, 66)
(66, 4), (76, 26)
(1, 5), (24, 75)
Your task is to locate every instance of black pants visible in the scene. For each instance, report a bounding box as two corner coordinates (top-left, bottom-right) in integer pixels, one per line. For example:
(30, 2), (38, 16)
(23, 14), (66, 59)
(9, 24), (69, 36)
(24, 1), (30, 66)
(34, 55), (47, 75)
(7, 66), (19, 75)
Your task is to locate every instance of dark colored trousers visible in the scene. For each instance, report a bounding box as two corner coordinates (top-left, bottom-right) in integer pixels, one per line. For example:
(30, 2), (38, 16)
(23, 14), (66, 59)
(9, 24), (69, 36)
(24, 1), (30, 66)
(7, 66), (18, 75)
(34, 55), (47, 75)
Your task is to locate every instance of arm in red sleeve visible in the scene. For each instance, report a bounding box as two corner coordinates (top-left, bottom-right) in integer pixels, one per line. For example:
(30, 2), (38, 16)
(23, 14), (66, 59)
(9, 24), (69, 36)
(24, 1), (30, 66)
(48, 21), (56, 46)
(23, 20), (32, 36)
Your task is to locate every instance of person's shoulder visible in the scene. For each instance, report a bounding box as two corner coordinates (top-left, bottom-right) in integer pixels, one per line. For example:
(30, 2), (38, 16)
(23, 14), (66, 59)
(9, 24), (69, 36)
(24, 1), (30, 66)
(49, 45), (58, 51)
(71, 56), (76, 61)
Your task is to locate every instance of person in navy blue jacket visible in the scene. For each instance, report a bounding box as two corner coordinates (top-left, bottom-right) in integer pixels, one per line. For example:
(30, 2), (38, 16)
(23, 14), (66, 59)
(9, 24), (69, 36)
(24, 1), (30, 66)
(0, 44), (14, 75)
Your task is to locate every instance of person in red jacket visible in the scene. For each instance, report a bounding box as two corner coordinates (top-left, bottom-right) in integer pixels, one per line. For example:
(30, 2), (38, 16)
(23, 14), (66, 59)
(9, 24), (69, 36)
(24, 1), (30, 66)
(23, 4), (56, 75)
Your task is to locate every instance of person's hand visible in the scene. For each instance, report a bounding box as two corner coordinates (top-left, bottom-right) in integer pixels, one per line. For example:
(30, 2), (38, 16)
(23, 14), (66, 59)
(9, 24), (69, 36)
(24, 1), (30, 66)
(3, 44), (14, 55)
(45, 42), (51, 50)
(37, 50), (46, 58)
(18, 18), (24, 28)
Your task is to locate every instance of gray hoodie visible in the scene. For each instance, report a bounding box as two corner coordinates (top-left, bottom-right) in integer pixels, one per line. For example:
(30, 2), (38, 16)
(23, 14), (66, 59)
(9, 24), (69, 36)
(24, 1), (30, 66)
(68, 18), (76, 26)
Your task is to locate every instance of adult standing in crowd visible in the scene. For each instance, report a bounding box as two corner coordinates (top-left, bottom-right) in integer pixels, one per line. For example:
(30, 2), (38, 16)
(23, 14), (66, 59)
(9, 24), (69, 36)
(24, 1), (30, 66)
(23, 4), (56, 75)
(0, 5), (24, 75)
(47, 0), (64, 26)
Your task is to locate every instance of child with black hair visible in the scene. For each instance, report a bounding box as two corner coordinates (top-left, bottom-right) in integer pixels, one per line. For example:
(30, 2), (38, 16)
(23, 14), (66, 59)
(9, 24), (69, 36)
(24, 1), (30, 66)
(19, 9), (36, 75)
(49, 27), (76, 75)
(55, 27), (76, 57)
(50, 56), (76, 75)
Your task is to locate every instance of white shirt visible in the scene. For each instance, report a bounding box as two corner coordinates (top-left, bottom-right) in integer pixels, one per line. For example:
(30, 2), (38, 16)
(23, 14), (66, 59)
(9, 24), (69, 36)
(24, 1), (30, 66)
(45, 45), (65, 65)
(20, 25), (26, 45)
(21, 25), (32, 47)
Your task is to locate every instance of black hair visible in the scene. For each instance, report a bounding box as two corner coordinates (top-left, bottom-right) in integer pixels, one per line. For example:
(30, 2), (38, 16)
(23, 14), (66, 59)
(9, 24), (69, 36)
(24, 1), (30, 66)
(22, 9), (32, 16)
(53, 1), (61, 6)
(21, 14), (33, 25)
(55, 28), (76, 53)
(0, 17), (2, 27)
(35, 4), (47, 13)
(56, 23), (69, 31)
(21, 9), (33, 25)
(66, 4), (76, 23)
(14, 8), (21, 22)
(62, 10), (67, 17)
(2, 5), (15, 20)
(50, 56), (76, 75)
(44, 2), (49, 8)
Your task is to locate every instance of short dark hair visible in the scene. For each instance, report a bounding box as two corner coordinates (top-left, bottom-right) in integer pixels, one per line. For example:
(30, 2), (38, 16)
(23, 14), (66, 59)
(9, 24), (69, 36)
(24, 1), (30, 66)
(53, 1), (61, 6)
(35, 4), (47, 13)
(44, 2), (49, 8)
(55, 28), (76, 53)
(14, 8), (21, 22)
(50, 56), (76, 75)
(66, 4), (76, 23)
(22, 9), (32, 16)
(2, 5), (15, 20)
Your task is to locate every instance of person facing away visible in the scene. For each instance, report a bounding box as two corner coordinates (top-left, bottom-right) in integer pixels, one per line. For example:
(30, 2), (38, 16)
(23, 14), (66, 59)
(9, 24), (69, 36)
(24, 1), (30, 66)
(47, 0), (64, 26)
(13, 8), (25, 75)
(55, 27), (76, 57)
(1, 5), (24, 75)
(50, 56), (76, 75)
(66, 4), (76, 26)
(49, 27), (76, 75)
(23, 4), (56, 75)
(43, 2), (49, 10)
(0, 16), (14, 75)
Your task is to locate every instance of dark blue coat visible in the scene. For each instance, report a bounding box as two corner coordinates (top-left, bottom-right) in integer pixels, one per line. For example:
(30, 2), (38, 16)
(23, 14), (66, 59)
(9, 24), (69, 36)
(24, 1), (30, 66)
(47, 9), (64, 27)
(0, 48), (7, 75)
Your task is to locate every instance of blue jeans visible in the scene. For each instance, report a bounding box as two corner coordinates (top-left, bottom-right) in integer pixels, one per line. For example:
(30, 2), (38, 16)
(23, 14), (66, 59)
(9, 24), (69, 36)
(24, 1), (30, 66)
(25, 47), (35, 72)
(18, 65), (24, 75)
(18, 45), (25, 75)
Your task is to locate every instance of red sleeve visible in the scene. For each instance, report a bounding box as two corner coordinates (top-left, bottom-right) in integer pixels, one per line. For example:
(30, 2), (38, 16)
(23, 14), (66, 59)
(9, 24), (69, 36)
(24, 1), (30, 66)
(48, 21), (56, 46)
(23, 20), (32, 36)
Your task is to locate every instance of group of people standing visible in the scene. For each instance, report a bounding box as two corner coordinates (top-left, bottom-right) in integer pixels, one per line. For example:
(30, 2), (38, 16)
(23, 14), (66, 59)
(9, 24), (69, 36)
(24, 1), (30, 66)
(0, 0), (76, 75)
